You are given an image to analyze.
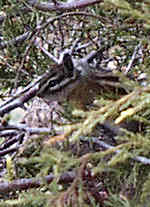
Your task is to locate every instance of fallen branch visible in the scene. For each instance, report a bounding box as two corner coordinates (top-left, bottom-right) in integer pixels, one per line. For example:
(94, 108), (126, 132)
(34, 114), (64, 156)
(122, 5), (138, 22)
(0, 171), (75, 193)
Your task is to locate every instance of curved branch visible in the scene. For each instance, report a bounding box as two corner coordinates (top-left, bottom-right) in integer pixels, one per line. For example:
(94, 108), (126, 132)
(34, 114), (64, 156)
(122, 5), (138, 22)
(28, 0), (103, 12)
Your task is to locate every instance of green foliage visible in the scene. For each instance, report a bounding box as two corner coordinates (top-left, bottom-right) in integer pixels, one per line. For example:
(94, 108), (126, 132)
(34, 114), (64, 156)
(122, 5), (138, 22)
(140, 173), (150, 205)
(1, 0), (150, 206)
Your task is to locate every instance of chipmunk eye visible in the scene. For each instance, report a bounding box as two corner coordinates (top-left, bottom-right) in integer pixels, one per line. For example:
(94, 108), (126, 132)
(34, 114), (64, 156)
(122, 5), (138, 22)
(48, 79), (59, 87)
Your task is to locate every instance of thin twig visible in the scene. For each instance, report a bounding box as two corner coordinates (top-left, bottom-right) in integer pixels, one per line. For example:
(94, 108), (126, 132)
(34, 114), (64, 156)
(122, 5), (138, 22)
(0, 12), (102, 50)
(90, 137), (150, 165)
(125, 42), (142, 74)
(0, 31), (31, 49)
(34, 39), (59, 63)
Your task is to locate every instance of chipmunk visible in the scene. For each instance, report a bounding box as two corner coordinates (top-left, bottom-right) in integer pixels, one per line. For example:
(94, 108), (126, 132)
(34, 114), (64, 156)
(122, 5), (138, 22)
(37, 53), (126, 109)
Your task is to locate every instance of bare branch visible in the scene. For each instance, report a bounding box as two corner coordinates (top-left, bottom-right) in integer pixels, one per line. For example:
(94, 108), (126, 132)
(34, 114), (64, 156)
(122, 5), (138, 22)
(0, 133), (24, 151)
(90, 137), (150, 165)
(0, 146), (19, 156)
(0, 130), (18, 137)
(0, 123), (52, 134)
(125, 42), (142, 74)
(0, 31), (31, 49)
(0, 171), (75, 193)
(27, 0), (103, 12)
(0, 11), (102, 49)
(0, 85), (38, 117)
(34, 38), (59, 63)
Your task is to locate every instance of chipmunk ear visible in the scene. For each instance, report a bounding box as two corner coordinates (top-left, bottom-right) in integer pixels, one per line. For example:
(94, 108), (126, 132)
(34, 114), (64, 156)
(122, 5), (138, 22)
(62, 53), (74, 77)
